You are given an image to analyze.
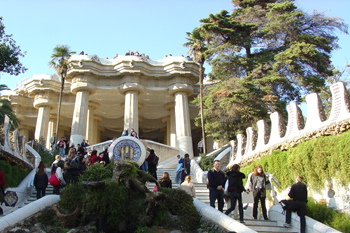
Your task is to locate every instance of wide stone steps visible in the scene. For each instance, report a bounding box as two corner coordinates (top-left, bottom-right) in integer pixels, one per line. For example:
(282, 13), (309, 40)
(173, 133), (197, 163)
(24, 185), (55, 205)
(238, 219), (298, 233)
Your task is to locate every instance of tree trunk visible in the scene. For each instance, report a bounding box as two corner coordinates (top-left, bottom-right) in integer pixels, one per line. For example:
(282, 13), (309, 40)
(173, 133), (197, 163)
(55, 76), (65, 143)
(199, 61), (206, 155)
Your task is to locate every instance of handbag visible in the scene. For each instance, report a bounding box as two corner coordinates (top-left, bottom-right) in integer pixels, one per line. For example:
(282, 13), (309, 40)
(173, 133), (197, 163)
(153, 185), (158, 192)
(49, 170), (60, 187)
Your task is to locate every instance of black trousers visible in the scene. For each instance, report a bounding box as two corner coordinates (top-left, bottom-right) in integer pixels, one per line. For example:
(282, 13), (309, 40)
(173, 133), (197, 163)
(286, 201), (307, 233)
(225, 191), (244, 221)
(253, 188), (268, 219)
(36, 188), (46, 199)
(209, 187), (224, 212)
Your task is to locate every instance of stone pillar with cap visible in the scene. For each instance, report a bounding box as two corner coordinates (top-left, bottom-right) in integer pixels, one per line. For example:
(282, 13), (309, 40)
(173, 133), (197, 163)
(69, 76), (95, 147)
(33, 91), (55, 143)
(164, 103), (176, 148)
(169, 85), (193, 158)
(120, 82), (144, 136)
(86, 102), (99, 144)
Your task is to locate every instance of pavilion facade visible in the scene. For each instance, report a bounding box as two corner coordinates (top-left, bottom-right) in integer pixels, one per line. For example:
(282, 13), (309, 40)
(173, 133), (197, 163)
(2, 54), (210, 157)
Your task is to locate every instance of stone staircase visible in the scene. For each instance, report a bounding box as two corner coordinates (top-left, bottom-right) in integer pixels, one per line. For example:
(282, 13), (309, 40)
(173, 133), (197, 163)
(243, 219), (298, 233)
(24, 185), (55, 206)
(150, 167), (298, 233)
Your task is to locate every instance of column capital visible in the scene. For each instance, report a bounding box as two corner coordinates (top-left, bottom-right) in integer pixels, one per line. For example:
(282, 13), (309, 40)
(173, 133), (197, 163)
(88, 101), (100, 110)
(119, 83), (144, 95)
(164, 102), (175, 111)
(70, 76), (96, 95)
(33, 91), (57, 109)
(94, 114), (103, 122)
(168, 84), (193, 96)
(162, 116), (170, 123)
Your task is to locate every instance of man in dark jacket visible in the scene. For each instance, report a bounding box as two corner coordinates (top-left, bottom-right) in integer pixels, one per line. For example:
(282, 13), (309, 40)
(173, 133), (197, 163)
(0, 171), (5, 215)
(284, 175), (308, 233)
(64, 162), (81, 185)
(207, 160), (225, 212)
(224, 164), (246, 223)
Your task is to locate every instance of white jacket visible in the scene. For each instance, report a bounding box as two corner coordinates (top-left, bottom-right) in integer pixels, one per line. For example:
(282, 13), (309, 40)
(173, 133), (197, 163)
(55, 167), (66, 185)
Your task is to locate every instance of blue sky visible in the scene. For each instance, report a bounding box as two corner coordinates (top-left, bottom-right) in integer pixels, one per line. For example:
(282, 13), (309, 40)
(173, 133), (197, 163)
(0, 0), (349, 90)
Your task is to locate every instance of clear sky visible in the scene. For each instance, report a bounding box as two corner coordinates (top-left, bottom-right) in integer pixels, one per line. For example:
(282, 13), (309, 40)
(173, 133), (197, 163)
(0, 0), (349, 90)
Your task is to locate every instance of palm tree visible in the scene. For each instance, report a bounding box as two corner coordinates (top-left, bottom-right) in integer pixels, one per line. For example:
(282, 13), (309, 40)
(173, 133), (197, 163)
(0, 84), (19, 129)
(49, 45), (75, 143)
(184, 28), (208, 155)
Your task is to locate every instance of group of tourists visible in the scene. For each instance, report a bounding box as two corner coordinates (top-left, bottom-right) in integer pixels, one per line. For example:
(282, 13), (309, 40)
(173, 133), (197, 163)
(208, 160), (307, 232)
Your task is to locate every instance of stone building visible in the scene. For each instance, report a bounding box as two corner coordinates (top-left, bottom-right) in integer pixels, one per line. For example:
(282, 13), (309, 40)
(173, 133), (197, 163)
(1, 53), (210, 157)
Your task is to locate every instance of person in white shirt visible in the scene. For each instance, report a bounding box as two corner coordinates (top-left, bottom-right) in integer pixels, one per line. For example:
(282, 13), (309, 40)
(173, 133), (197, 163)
(180, 175), (196, 197)
(53, 160), (66, 195)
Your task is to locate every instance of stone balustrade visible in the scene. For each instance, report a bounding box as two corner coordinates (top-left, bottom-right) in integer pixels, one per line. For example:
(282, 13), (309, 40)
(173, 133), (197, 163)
(228, 82), (350, 166)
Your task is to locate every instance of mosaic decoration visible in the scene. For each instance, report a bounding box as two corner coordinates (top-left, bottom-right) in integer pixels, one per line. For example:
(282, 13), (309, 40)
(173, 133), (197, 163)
(113, 139), (141, 162)
(4, 190), (18, 207)
(91, 55), (101, 64)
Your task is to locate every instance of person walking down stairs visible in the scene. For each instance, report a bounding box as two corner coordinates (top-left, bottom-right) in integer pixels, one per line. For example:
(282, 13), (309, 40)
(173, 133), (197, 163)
(0, 170), (5, 215)
(34, 162), (48, 199)
(224, 164), (246, 223)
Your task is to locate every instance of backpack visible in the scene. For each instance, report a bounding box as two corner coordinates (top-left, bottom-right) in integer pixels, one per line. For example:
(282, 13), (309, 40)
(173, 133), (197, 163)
(152, 155), (159, 165)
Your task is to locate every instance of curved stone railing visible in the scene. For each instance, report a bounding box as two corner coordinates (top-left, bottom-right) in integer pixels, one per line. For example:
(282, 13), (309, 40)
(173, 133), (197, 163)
(193, 198), (257, 233)
(0, 195), (60, 232)
(269, 205), (341, 233)
(229, 82), (350, 166)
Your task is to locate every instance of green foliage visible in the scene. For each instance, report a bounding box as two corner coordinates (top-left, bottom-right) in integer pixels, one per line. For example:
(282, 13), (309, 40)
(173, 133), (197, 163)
(241, 130), (350, 192)
(80, 162), (114, 182)
(160, 187), (201, 231)
(0, 159), (30, 189)
(85, 182), (128, 226)
(191, 0), (348, 142)
(0, 98), (19, 129)
(58, 183), (84, 213)
(199, 154), (216, 171)
(0, 17), (27, 75)
(38, 149), (54, 169)
(307, 198), (350, 233)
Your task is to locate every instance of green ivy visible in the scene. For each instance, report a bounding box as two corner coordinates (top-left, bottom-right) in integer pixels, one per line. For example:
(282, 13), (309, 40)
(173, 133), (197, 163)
(241, 130), (350, 191)
(0, 159), (30, 189)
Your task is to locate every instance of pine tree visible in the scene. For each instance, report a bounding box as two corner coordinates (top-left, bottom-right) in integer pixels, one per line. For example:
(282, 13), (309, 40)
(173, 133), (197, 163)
(196, 0), (348, 142)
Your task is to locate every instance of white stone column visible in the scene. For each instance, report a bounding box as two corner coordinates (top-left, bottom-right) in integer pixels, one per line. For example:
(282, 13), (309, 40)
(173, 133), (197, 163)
(70, 90), (90, 147)
(18, 127), (30, 143)
(123, 90), (139, 135)
(46, 114), (57, 148)
(92, 115), (103, 145)
(34, 106), (51, 143)
(165, 103), (177, 148)
(86, 102), (99, 144)
(162, 116), (170, 146)
(174, 91), (193, 157)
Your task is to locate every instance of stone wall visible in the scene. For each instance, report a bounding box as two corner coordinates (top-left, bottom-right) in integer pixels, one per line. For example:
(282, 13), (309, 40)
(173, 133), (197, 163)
(228, 82), (350, 167)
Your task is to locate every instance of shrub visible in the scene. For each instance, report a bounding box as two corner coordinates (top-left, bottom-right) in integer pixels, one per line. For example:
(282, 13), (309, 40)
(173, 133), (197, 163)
(0, 159), (30, 189)
(199, 154), (216, 171)
(39, 149), (54, 168)
(160, 187), (200, 230)
(307, 198), (350, 233)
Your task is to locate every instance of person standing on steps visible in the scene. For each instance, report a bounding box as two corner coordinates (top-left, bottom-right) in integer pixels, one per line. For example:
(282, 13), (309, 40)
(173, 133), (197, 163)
(50, 133), (56, 151)
(224, 164), (246, 223)
(175, 154), (183, 183)
(246, 165), (270, 220)
(180, 153), (190, 184)
(283, 175), (308, 233)
(207, 160), (225, 212)
(57, 137), (66, 158)
(34, 162), (48, 199)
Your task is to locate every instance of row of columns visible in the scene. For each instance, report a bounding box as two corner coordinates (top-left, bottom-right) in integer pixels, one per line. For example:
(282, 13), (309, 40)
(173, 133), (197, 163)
(30, 80), (194, 157)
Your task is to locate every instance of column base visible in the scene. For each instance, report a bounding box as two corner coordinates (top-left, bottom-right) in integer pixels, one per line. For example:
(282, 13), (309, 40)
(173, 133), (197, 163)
(70, 134), (85, 148)
(177, 136), (193, 158)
